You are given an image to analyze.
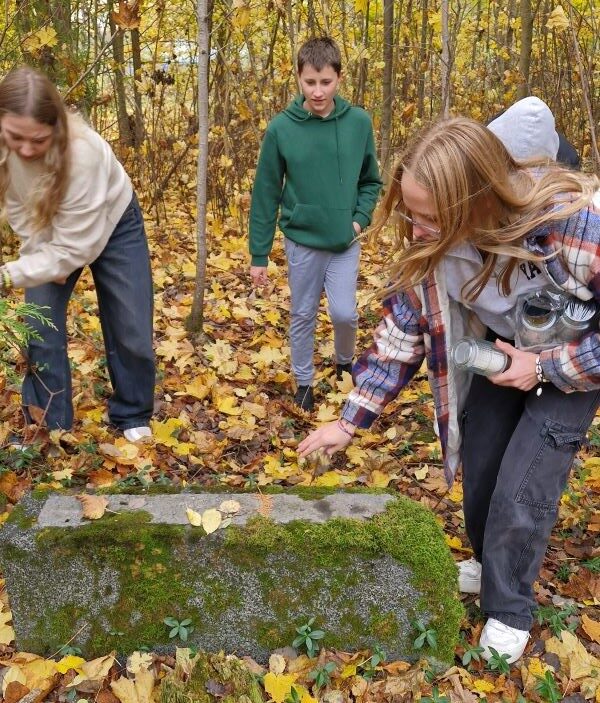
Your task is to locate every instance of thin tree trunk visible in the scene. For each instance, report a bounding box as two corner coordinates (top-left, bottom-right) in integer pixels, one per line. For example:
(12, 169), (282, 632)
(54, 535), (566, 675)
(440, 0), (450, 116)
(517, 0), (533, 98)
(417, 0), (428, 118)
(187, 0), (210, 334)
(380, 0), (394, 178)
(107, 0), (133, 146)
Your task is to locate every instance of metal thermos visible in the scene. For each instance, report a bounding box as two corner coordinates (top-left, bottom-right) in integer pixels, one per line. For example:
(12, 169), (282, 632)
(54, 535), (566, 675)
(451, 338), (510, 376)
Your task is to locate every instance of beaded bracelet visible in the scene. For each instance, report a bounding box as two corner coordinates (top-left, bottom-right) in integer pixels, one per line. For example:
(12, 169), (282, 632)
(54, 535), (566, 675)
(535, 354), (546, 396)
(337, 419), (355, 438)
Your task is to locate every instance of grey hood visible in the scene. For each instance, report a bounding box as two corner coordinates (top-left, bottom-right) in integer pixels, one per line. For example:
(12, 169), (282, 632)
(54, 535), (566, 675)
(487, 96), (560, 161)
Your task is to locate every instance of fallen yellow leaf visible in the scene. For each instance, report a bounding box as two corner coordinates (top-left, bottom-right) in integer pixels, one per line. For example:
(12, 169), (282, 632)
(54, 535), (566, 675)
(263, 672), (297, 703)
(582, 613), (600, 644)
(202, 508), (222, 534)
(77, 494), (109, 520)
(186, 508), (203, 527)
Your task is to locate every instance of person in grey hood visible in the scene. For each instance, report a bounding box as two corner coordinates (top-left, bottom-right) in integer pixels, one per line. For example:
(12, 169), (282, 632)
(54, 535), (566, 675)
(487, 96), (579, 167)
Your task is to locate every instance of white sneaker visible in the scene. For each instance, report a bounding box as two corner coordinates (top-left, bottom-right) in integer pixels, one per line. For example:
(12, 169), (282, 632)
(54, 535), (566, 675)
(458, 558), (482, 594)
(479, 618), (529, 664)
(123, 426), (152, 442)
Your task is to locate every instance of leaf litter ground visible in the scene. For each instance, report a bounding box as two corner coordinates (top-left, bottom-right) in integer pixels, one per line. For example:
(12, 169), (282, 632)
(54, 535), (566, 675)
(0, 202), (599, 702)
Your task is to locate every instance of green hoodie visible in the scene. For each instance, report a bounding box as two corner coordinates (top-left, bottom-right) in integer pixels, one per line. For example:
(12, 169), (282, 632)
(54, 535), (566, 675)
(249, 95), (382, 267)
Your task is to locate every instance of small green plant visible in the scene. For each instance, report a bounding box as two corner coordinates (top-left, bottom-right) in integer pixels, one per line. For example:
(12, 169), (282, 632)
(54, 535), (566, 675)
(461, 643), (485, 667)
(582, 556), (600, 572)
(58, 645), (83, 656)
(0, 299), (54, 381)
(359, 644), (386, 681)
(485, 647), (511, 674)
(413, 619), (437, 650)
(285, 687), (302, 703)
(163, 616), (194, 641)
(0, 444), (42, 471)
(555, 563), (571, 583)
(308, 661), (336, 690)
(292, 617), (324, 658)
(420, 685), (450, 703)
(536, 604), (578, 636)
(535, 670), (561, 703)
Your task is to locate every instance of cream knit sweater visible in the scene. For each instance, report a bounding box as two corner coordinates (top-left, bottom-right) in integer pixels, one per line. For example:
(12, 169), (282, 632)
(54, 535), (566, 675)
(4, 116), (133, 288)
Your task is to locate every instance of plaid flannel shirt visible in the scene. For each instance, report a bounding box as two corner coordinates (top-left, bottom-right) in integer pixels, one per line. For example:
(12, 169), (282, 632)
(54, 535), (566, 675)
(341, 196), (600, 485)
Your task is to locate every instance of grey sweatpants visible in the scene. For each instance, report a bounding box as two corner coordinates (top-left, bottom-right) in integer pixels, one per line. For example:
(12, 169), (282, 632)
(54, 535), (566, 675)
(284, 238), (360, 385)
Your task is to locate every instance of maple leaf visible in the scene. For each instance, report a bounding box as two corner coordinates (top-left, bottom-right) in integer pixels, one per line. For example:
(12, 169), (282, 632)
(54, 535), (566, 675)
(263, 672), (297, 703)
(217, 396), (242, 415)
(152, 418), (185, 447)
(77, 494), (109, 520)
(545, 630), (600, 679)
(111, 0), (141, 30)
(127, 651), (153, 674)
(111, 668), (154, 703)
(69, 653), (116, 688)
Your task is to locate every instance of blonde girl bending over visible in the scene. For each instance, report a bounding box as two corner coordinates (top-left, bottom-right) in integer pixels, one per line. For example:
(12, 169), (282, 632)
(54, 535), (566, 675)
(299, 117), (600, 664)
(0, 67), (154, 441)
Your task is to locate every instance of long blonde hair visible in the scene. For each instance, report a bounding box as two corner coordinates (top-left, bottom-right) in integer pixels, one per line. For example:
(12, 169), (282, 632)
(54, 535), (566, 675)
(0, 66), (70, 231)
(373, 117), (598, 300)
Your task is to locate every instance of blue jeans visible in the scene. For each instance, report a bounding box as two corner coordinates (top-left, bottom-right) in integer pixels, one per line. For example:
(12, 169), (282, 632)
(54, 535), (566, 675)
(23, 195), (155, 431)
(461, 370), (600, 630)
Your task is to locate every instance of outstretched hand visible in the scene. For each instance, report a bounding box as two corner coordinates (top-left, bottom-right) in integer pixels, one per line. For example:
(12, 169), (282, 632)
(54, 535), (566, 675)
(297, 420), (355, 458)
(488, 339), (539, 391)
(250, 266), (268, 287)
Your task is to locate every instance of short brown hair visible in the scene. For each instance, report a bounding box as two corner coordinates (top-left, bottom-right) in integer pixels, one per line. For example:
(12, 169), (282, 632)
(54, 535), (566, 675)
(297, 37), (342, 75)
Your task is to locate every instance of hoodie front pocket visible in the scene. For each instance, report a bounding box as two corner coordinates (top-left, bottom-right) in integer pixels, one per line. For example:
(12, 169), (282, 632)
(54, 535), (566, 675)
(288, 204), (353, 246)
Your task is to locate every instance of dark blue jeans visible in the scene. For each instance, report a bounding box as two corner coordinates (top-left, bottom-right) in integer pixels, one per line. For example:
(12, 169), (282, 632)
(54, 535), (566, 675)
(23, 195), (155, 431)
(462, 372), (600, 630)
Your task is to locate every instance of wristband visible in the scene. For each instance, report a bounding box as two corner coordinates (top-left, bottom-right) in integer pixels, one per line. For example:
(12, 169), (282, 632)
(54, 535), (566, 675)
(337, 419), (355, 439)
(535, 354), (547, 396)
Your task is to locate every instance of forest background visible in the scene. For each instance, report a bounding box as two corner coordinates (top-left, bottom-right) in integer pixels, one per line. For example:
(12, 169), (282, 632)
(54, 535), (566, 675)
(0, 0), (599, 702)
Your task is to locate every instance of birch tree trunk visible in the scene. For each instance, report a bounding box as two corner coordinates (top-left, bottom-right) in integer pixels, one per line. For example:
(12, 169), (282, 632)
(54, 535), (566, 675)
(187, 0), (210, 335)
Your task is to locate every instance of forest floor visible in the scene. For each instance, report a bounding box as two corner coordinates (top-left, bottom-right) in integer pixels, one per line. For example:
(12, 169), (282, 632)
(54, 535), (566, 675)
(0, 196), (599, 702)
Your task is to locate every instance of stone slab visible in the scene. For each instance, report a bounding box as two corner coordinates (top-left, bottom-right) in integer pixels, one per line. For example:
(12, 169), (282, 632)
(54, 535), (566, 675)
(0, 491), (462, 665)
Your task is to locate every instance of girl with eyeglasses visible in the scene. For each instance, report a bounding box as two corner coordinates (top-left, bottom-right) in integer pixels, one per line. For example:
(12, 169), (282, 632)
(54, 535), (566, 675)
(299, 115), (600, 664)
(0, 67), (155, 442)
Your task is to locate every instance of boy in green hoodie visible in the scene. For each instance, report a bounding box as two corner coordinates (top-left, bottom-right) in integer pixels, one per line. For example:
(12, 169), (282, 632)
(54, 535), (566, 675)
(249, 37), (382, 410)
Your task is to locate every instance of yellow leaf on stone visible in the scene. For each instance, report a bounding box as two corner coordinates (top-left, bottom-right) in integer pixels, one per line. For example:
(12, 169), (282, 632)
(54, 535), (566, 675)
(186, 508), (203, 527)
(202, 508), (222, 534)
(263, 672), (297, 703)
(52, 468), (73, 481)
(56, 655), (86, 674)
(219, 500), (240, 515)
(77, 494), (108, 520)
(217, 396), (242, 416)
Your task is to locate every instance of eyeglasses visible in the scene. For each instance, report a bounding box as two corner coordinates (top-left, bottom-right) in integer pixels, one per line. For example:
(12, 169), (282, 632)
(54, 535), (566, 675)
(396, 210), (441, 236)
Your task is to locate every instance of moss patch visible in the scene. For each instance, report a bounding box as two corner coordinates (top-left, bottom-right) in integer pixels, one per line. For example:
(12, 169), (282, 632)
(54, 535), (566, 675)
(2, 493), (462, 663)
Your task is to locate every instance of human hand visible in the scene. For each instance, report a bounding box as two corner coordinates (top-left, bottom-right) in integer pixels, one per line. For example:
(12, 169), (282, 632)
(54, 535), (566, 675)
(352, 221), (362, 235)
(250, 266), (268, 287)
(297, 420), (355, 458)
(488, 339), (538, 391)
